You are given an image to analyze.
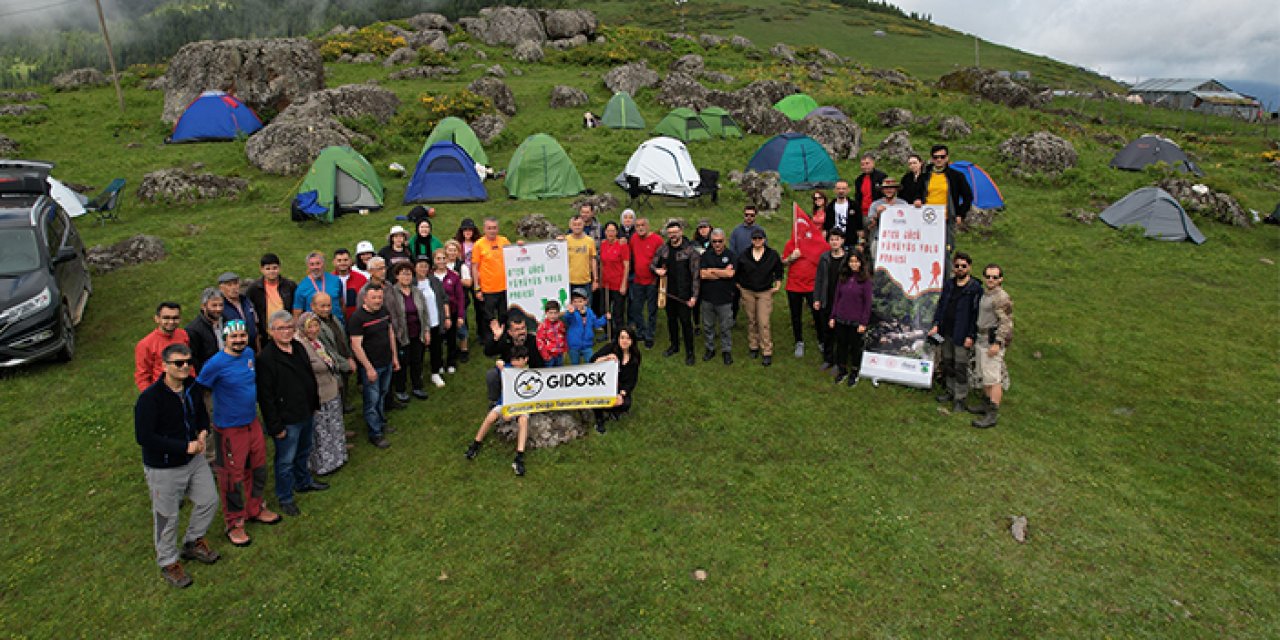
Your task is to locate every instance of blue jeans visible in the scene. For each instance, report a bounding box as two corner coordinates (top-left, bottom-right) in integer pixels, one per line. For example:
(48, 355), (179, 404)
(273, 417), (315, 505)
(360, 364), (393, 439)
(569, 346), (594, 365)
(545, 355), (564, 367)
(629, 282), (657, 342)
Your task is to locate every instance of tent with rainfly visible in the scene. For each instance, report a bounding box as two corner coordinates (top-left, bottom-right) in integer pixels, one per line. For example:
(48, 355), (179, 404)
(698, 106), (743, 138)
(950, 160), (1005, 209)
(652, 107), (711, 143)
(774, 93), (820, 121)
(1110, 134), (1204, 176)
(168, 91), (263, 143)
(423, 116), (488, 166)
(293, 146), (384, 222)
(615, 136), (701, 198)
(1099, 187), (1206, 244)
(746, 132), (839, 188)
(505, 133), (586, 200)
(404, 142), (488, 203)
(602, 92), (645, 129)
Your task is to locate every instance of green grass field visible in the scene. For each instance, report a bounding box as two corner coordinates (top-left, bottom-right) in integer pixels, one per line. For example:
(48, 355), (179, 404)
(0, 6), (1277, 637)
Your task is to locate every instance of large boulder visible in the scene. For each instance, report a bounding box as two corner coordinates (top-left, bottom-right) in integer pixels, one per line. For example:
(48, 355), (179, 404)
(162, 38), (324, 124)
(1157, 178), (1251, 227)
(86, 235), (166, 274)
(137, 168), (250, 204)
(543, 9), (597, 40)
(470, 114), (507, 144)
(879, 107), (920, 128)
(406, 29), (449, 52)
(275, 83), (399, 125)
(938, 115), (972, 139)
(388, 66), (460, 81)
(572, 192), (620, 217)
(729, 35), (754, 49)
(656, 72), (708, 110)
(515, 213), (562, 240)
(700, 70), (734, 85)
(603, 61), (659, 96)
(699, 34), (726, 48)
(383, 46), (417, 67)
(467, 77), (517, 116)
(733, 106), (792, 136)
(464, 6), (546, 45)
(51, 68), (107, 91)
(0, 91), (42, 102)
(548, 35), (589, 50)
(937, 66), (1048, 108)
(245, 118), (364, 175)
(512, 39), (544, 63)
(486, 64), (507, 78)
(728, 170), (783, 212)
(496, 410), (594, 449)
(770, 43), (797, 64)
(867, 68), (913, 87)
(874, 130), (917, 165)
(800, 116), (863, 161)
(998, 131), (1077, 176)
(407, 12), (451, 32)
(549, 85), (589, 109)
(728, 79), (801, 108)
(0, 135), (18, 155)
(669, 54), (704, 76)
(0, 104), (46, 117)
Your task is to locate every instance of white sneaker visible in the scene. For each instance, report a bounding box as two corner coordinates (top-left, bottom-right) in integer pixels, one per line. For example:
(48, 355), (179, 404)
(794, 341), (805, 358)
(431, 373), (446, 388)
(446, 366), (456, 374)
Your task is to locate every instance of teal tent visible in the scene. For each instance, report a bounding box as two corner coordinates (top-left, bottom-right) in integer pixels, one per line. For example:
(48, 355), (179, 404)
(746, 133), (839, 188)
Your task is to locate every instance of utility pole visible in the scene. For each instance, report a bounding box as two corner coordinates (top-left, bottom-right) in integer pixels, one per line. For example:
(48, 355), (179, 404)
(93, 0), (125, 112)
(974, 35), (979, 68)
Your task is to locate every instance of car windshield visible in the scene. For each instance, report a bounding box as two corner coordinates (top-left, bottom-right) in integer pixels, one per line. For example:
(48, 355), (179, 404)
(0, 228), (41, 275)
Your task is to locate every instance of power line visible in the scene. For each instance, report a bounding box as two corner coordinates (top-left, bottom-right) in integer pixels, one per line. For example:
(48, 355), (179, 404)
(0, 0), (84, 20)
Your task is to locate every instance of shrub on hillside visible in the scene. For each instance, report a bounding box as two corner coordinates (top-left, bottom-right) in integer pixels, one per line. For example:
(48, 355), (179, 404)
(317, 25), (407, 61)
(388, 90), (492, 143)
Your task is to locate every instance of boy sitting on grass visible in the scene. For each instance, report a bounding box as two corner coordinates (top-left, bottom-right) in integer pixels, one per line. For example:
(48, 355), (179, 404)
(464, 346), (531, 476)
(536, 300), (567, 367)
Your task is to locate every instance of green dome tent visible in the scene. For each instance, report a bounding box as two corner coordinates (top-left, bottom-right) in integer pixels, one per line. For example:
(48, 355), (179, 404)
(602, 92), (645, 129)
(652, 107), (711, 143)
(774, 93), (820, 121)
(423, 116), (488, 166)
(699, 106), (743, 138)
(292, 146), (384, 223)
(505, 133), (586, 200)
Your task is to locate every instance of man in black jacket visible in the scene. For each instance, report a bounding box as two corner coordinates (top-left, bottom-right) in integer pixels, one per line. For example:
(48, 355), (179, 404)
(246, 253), (297, 348)
(257, 311), (323, 517)
(186, 288), (224, 371)
(652, 221), (701, 365)
(485, 311), (546, 369)
(135, 343), (220, 588)
(822, 179), (863, 243)
(923, 145), (974, 255)
(928, 251), (982, 412)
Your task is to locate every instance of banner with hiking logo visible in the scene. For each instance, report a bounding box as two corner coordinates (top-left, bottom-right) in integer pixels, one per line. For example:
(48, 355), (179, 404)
(501, 360), (620, 417)
(504, 240), (570, 322)
(861, 204), (946, 388)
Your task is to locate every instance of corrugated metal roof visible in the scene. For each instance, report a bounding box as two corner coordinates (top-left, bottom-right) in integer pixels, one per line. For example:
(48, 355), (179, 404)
(1192, 91), (1258, 105)
(1130, 78), (1219, 93)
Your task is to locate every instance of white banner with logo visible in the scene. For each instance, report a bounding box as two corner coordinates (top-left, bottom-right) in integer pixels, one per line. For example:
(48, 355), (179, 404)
(504, 240), (570, 322)
(501, 360), (620, 417)
(860, 204), (947, 388)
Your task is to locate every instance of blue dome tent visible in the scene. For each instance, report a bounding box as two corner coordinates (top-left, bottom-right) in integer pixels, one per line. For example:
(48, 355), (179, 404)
(746, 133), (839, 188)
(403, 142), (488, 203)
(168, 91), (263, 143)
(950, 160), (1005, 209)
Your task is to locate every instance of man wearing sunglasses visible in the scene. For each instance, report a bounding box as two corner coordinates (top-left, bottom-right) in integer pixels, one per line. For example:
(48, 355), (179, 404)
(135, 343), (220, 588)
(928, 252), (982, 413)
(923, 145), (973, 254)
(135, 301), (190, 391)
(971, 264), (1013, 428)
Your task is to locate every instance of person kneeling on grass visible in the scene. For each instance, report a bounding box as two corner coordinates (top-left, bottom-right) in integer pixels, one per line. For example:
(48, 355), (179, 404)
(591, 326), (642, 434)
(464, 346), (531, 476)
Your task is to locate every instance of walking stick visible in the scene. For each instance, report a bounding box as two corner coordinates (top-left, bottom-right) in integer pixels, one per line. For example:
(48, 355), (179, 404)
(604, 287), (612, 338)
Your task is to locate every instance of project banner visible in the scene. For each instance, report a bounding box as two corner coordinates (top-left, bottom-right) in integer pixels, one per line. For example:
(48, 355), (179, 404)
(501, 360), (620, 417)
(504, 240), (570, 322)
(860, 204), (947, 388)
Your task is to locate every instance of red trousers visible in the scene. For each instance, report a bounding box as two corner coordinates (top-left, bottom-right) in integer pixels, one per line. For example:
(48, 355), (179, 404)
(214, 419), (267, 529)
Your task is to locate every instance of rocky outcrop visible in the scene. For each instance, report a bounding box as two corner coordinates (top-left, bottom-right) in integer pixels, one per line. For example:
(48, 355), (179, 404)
(137, 168), (249, 204)
(383, 47), (417, 67)
(51, 68), (107, 91)
(733, 106), (792, 136)
(515, 213), (562, 240)
(0, 91), (41, 102)
(486, 64), (507, 78)
(938, 115), (972, 139)
(0, 134), (18, 155)
(669, 54), (704, 76)
(407, 29), (449, 52)
(998, 131), (1077, 176)
(700, 70), (734, 84)
(879, 107), (921, 128)
(800, 116), (862, 160)
(549, 85), (589, 108)
(699, 34), (726, 48)
(727, 170), (783, 212)
(548, 34), (589, 50)
(407, 12), (451, 32)
(867, 68), (912, 87)
(603, 61), (659, 96)
(276, 83), (399, 125)
(543, 9), (597, 40)
(937, 66), (1049, 108)
(0, 104), (46, 116)
(245, 119), (363, 175)
(464, 6), (545, 45)
(470, 114), (506, 144)
(1158, 178), (1251, 227)
(572, 192), (620, 216)
(467, 77), (517, 116)
(388, 66), (460, 81)
(729, 35), (753, 49)
(656, 72), (708, 110)
(496, 410), (594, 448)
(770, 43), (797, 64)
(86, 235), (166, 274)
(512, 40), (544, 63)
(874, 130), (918, 165)
(162, 38), (324, 124)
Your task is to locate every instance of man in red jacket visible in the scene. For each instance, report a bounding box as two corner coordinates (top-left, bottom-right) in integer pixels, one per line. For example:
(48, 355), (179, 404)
(782, 205), (830, 358)
(627, 217), (664, 349)
(135, 301), (190, 391)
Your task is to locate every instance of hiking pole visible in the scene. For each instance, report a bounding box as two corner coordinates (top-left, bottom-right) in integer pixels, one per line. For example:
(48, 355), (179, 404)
(605, 287), (612, 338)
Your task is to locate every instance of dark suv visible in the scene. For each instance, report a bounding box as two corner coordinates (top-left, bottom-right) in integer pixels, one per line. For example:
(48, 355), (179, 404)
(0, 160), (92, 367)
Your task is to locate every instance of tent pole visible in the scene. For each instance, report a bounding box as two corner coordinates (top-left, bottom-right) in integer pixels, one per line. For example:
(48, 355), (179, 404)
(94, 0), (125, 112)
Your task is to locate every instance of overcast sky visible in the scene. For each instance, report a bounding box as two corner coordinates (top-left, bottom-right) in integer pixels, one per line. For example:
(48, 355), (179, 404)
(895, 0), (1279, 103)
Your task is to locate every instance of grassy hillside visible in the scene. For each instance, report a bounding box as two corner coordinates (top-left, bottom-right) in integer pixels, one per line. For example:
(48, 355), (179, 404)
(0, 5), (1276, 637)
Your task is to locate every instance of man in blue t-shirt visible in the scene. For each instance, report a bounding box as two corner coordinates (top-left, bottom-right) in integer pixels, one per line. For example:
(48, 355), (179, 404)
(195, 320), (281, 547)
(293, 251), (346, 322)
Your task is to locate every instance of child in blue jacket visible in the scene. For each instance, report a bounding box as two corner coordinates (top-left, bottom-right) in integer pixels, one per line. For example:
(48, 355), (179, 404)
(565, 290), (607, 364)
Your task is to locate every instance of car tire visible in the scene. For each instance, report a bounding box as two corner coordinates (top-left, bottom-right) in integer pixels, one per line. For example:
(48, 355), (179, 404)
(56, 303), (75, 362)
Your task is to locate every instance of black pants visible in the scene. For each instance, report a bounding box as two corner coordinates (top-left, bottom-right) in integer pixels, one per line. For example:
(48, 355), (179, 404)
(814, 307), (832, 363)
(393, 335), (425, 393)
(478, 290), (507, 344)
(833, 321), (865, 375)
(426, 325), (444, 374)
(442, 321), (458, 368)
(787, 290), (814, 344)
(594, 393), (633, 423)
(666, 302), (694, 354)
(603, 288), (626, 336)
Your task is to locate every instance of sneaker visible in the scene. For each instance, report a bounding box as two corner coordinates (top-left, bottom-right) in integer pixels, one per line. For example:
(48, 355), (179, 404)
(846, 374), (859, 387)
(412, 388), (430, 400)
(431, 374), (446, 388)
(161, 562), (193, 588)
(833, 370), (847, 384)
(663, 346), (679, 357)
(180, 538), (220, 564)
(279, 502), (301, 517)
(369, 436), (391, 449)
(794, 342), (805, 358)
(459, 350), (470, 363)
(512, 458), (526, 476)
(226, 525), (251, 547)
(702, 349), (715, 361)
(296, 480), (330, 493)
(394, 392), (411, 403)
(761, 355), (772, 367)
(249, 508), (282, 525)
(595, 420), (607, 434)
(723, 352), (733, 365)
(749, 349), (760, 359)
(685, 354), (695, 366)
(447, 366), (457, 374)
(465, 441), (482, 460)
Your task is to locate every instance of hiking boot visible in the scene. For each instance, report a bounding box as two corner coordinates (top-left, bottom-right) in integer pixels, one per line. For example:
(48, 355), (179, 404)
(459, 350), (470, 363)
(279, 502), (301, 517)
(749, 349), (760, 359)
(794, 342), (805, 358)
(966, 398), (989, 415)
(702, 349), (715, 362)
(685, 353), (695, 366)
(595, 419), (607, 434)
(664, 346), (679, 357)
(369, 436), (391, 449)
(161, 562), (193, 588)
(250, 508), (282, 525)
(846, 373), (859, 387)
(465, 441), (482, 460)
(972, 404), (1000, 429)
(833, 369), (847, 384)
(512, 457), (526, 477)
(181, 538), (220, 565)
(952, 399), (968, 414)
(936, 390), (954, 404)
(226, 526), (251, 547)
(761, 355), (772, 367)
(723, 352), (733, 365)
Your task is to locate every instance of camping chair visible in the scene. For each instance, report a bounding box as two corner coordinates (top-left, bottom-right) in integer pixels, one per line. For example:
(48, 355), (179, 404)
(694, 169), (719, 206)
(624, 175), (655, 209)
(86, 178), (125, 225)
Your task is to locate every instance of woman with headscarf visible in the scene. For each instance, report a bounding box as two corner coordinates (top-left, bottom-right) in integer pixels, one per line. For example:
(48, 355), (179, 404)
(409, 217), (443, 263)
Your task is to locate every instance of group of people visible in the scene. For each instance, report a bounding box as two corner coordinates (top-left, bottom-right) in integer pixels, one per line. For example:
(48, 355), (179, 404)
(132, 145), (1014, 589)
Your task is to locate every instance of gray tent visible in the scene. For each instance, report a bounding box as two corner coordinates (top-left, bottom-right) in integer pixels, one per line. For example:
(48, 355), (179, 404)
(1110, 134), (1203, 176)
(1100, 187), (1206, 244)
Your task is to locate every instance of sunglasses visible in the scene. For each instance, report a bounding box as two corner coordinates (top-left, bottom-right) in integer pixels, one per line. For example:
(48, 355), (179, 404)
(953, 263), (969, 268)
(984, 275), (1002, 280)
(711, 239), (724, 244)
(166, 359), (192, 368)
(932, 154), (948, 159)
(751, 236), (765, 241)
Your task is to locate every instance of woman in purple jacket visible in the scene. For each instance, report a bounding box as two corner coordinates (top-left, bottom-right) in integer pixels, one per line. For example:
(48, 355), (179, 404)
(430, 247), (465, 374)
(828, 251), (874, 387)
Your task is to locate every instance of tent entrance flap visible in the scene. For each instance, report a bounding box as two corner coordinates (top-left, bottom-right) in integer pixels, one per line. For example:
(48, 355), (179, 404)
(334, 169), (379, 210)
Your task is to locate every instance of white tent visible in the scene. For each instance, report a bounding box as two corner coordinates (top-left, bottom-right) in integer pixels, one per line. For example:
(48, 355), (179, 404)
(615, 136), (701, 198)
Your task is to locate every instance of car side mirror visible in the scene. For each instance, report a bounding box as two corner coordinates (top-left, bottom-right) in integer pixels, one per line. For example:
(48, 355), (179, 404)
(53, 246), (77, 265)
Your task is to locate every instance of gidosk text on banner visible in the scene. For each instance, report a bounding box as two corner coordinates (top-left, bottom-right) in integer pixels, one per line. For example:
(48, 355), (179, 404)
(501, 360), (620, 417)
(504, 240), (570, 322)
